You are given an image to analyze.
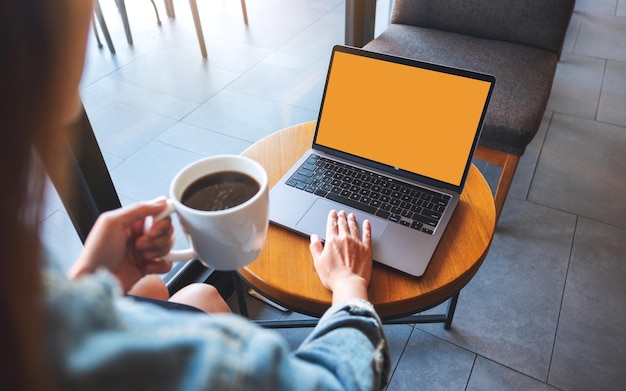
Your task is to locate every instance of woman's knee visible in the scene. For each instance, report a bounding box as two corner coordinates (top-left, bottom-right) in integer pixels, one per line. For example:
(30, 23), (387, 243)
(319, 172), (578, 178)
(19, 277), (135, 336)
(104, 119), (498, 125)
(169, 283), (231, 314)
(128, 274), (169, 301)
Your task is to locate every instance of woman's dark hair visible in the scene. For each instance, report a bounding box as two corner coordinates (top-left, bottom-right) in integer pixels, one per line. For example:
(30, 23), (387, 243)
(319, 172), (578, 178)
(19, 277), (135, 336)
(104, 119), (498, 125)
(0, 1), (73, 389)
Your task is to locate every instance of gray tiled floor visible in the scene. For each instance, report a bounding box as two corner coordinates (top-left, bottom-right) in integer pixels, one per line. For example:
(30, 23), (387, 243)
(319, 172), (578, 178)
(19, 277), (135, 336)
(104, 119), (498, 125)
(42, 0), (626, 389)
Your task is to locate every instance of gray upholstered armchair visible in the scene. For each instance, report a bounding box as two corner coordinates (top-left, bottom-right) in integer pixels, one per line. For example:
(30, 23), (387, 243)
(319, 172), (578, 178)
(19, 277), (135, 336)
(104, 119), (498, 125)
(364, 0), (575, 222)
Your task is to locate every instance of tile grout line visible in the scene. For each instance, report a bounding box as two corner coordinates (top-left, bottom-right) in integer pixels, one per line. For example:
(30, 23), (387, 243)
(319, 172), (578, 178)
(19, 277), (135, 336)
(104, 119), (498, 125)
(545, 215), (579, 388)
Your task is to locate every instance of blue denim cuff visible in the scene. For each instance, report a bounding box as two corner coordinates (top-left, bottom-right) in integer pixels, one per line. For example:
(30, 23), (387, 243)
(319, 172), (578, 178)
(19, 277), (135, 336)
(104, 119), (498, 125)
(319, 298), (379, 323)
(312, 298), (390, 389)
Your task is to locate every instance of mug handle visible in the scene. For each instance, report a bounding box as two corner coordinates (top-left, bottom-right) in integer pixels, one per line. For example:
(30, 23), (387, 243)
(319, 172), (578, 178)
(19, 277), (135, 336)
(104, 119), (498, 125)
(148, 199), (197, 262)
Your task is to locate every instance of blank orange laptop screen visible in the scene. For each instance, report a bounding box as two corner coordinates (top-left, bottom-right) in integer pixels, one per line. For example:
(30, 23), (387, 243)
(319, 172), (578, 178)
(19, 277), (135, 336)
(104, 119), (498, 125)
(315, 51), (492, 187)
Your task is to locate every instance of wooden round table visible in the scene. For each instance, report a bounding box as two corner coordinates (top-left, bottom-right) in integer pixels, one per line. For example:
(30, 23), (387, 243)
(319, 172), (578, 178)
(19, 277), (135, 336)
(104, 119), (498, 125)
(238, 122), (496, 321)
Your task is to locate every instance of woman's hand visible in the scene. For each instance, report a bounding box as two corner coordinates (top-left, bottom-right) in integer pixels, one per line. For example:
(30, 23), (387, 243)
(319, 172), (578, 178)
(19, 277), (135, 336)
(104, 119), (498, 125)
(309, 210), (373, 305)
(68, 198), (174, 293)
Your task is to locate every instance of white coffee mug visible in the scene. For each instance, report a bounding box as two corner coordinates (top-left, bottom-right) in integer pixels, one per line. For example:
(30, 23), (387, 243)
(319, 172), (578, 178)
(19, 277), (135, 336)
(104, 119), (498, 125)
(154, 155), (269, 270)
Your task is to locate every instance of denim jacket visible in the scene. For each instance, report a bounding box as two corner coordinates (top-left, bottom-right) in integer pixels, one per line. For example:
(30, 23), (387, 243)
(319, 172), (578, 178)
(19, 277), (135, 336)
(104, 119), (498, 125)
(43, 270), (390, 391)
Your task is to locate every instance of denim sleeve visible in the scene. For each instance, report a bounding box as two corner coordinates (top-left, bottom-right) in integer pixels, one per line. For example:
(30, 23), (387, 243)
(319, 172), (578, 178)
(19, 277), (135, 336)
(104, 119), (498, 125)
(241, 299), (390, 391)
(44, 270), (390, 391)
(292, 299), (390, 390)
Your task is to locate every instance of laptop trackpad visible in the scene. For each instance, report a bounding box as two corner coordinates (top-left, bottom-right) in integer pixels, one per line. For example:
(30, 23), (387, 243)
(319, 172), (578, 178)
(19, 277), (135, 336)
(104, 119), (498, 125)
(296, 198), (387, 244)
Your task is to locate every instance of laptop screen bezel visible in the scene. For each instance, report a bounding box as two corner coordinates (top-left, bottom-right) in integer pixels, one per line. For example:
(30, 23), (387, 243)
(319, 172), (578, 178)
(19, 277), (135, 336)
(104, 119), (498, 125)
(311, 45), (496, 194)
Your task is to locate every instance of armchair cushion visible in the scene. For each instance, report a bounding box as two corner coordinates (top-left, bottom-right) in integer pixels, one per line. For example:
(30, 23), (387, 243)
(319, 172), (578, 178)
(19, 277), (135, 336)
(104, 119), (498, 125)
(391, 0), (574, 54)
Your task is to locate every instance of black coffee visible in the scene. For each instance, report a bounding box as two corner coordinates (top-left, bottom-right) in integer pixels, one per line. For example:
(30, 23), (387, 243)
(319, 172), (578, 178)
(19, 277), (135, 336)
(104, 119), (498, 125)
(182, 171), (260, 211)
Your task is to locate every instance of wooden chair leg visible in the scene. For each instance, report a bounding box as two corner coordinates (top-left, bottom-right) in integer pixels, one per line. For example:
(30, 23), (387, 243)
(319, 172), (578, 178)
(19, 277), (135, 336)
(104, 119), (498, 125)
(92, 19), (104, 48)
(241, 0), (249, 25)
(115, 0), (133, 45)
(189, 0), (208, 58)
(151, 0), (162, 25)
(494, 153), (519, 222)
(474, 146), (520, 224)
(164, 0), (175, 18)
(94, 1), (116, 54)
(188, 0), (249, 59)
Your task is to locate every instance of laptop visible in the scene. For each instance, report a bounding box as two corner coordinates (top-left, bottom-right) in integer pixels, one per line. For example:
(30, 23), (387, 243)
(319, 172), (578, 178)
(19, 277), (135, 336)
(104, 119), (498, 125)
(269, 45), (495, 277)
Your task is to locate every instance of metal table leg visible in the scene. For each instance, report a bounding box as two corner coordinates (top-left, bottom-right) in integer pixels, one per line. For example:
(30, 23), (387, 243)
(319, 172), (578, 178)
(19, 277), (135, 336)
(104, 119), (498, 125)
(233, 272), (462, 329)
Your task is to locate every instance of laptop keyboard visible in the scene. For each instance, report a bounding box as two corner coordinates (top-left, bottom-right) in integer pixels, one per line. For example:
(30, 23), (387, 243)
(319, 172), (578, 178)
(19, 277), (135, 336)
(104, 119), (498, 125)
(285, 154), (451, 235)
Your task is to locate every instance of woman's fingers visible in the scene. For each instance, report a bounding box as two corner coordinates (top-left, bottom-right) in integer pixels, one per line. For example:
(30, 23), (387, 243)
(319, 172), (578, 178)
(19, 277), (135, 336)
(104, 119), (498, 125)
(331, 210), (364, 239)
(347, 212), (359, 238)
(362, 219), (372, 253)
(325, 209), (339, 238)
(336, 210), (348, 234)
(309, 233), (323, 258)
(325, 210), (369, 244)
